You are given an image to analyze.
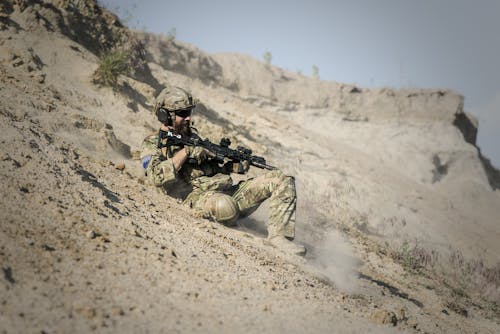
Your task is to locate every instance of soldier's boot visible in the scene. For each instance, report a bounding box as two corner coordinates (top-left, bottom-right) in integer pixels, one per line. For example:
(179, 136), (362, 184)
(268, 235), (306, 256)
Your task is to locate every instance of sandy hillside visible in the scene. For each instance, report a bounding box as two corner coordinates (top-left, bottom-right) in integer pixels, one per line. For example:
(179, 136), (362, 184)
(0, 1), (499, 333)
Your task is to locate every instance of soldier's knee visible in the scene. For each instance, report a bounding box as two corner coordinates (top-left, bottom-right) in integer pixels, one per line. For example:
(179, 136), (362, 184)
(204, 193), (240, 226)
(278, 172), (296, 190)
(273, 169), (295, 183)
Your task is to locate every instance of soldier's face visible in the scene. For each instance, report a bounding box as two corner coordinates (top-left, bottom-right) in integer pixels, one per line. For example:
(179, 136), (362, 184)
(174, 110), (192, 136)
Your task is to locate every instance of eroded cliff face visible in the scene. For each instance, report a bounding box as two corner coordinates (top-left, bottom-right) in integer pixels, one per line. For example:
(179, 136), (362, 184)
(144, 34), (476, 124)
(1, 1), (499, 333)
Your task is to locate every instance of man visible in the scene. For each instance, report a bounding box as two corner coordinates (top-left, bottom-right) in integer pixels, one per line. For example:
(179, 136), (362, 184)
(140, 86), (305, 256)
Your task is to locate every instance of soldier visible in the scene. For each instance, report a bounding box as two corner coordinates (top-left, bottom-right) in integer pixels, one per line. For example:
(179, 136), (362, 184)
(140, 86), (305, 256)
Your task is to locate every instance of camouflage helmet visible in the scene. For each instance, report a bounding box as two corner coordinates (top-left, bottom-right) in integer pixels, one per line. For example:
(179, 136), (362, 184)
(153, 86), (197, 124)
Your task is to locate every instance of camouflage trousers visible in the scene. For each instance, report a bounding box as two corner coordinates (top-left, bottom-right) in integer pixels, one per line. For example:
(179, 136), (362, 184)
(186, 170), (296, 239)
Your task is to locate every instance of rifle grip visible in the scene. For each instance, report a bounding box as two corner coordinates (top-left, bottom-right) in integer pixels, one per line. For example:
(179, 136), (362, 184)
(237, 162), (245, 174)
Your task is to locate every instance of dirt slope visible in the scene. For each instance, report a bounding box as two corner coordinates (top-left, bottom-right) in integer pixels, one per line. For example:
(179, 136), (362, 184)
(1, 1), (499, 333)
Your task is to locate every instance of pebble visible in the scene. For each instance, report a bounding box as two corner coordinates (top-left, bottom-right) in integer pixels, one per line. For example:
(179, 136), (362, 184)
(131, 229), (142, 238)
(370, 309), (397, 326)
(37, 73), (45, 84)
(78, 307), (96, 319)
(115, 163), (125, 171)
(86, 230), (96, 239)
(397, 307), (406, 321)
(112, 306), (124, 316)
(12, 57), (23, 67)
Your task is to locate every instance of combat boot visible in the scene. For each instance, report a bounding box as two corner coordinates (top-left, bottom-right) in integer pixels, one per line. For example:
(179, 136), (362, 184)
(268, 236), (306, 256)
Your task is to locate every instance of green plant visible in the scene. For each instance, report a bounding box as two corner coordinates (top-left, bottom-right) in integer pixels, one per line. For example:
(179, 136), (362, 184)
(92, 50), (129, 86)
(263, 51), (272, 65)
(312, 65), (319, 79)
(393, 240), (436, 273)
(167, 27), (176, 42)
(398, 240), (416, 270)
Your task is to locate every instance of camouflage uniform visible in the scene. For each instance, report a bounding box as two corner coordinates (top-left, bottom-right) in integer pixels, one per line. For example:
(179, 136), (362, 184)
(140, 133), (296, 239)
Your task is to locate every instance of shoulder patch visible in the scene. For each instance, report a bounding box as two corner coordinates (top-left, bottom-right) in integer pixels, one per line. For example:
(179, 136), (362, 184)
(141, 155), (152, 169)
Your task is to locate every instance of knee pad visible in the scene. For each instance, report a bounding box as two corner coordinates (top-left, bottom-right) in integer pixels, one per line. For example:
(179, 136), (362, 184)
(204, 193), (239, 226)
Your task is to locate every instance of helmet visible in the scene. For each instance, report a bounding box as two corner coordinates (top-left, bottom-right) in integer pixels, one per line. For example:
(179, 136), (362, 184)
(153, 86), (197, 125)
(203, 193), (239, 226)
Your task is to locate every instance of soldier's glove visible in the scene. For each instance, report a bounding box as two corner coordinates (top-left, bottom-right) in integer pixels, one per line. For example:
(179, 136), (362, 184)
(231, 161), (250, 174)
(185, 146), (214, 165)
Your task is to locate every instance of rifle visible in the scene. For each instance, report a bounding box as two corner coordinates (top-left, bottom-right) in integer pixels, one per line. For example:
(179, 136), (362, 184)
(158, 129), (276, 172)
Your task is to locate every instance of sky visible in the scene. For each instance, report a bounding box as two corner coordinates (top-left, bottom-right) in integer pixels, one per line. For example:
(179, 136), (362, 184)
(100, 0), (500, 167)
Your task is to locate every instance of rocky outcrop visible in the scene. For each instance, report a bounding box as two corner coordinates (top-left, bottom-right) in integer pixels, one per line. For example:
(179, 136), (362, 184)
(3, 0), (159, 92)
(5, 0), (120, 52)
(138, 32), (223, 86)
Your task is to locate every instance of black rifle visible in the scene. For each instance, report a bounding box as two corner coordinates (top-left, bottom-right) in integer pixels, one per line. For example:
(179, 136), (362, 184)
(158, 130), (276, 172)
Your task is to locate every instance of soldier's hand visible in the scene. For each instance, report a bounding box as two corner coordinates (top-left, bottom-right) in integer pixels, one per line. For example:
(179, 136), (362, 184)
(185, 146), (214, 164)
(231, 161), (250, 174)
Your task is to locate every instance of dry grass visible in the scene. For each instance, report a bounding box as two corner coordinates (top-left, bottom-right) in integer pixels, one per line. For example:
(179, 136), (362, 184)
(389, 240), (500, 306)
(446, 250), (500, 301)
(391, 240), (438, 273)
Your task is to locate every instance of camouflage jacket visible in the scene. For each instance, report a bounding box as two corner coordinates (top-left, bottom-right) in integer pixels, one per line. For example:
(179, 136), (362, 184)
(140, 131), (234, 198)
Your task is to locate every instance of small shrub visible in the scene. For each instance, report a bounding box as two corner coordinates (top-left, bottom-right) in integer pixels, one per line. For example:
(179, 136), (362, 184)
(263, 51), (272, 65)
(312, 65), (319, 79)
(167, 27), (176, 42)
(396, 240), (421, 271)
(392, 240), (437, 273)
(92, 50), (129, 86)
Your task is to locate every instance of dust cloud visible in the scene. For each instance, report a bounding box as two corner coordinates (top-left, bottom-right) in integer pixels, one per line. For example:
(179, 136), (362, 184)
(236, 200), (269, 238)
(306, 229), (361, 294)
(237, 199), (361, 294)
(293, 176), (361, 294)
